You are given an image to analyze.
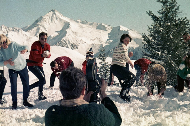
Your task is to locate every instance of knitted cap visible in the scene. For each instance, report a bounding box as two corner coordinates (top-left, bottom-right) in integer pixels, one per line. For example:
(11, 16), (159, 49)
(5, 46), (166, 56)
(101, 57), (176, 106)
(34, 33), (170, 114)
(86, 48), (94, 59)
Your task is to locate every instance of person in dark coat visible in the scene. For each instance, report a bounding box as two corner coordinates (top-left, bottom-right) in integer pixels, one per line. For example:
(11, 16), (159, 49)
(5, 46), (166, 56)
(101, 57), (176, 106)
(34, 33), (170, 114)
(50, 56), (74, 87)
(45, 67), (122, 126)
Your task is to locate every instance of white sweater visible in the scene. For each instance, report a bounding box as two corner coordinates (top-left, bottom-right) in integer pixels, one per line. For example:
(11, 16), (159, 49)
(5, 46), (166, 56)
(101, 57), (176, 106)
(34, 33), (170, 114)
(111, 42), (130, 67)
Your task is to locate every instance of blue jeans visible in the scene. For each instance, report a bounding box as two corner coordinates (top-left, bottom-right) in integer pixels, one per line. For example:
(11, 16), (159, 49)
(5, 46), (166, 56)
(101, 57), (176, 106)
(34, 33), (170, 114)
(134, 64), (141, 84)
(9, 66), (29, 102)
(28, 66), (46, 92)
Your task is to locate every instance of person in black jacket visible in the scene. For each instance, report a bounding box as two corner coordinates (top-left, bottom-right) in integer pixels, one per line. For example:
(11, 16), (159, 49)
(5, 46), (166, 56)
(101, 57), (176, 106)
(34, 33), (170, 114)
(45, 67), (122, 126)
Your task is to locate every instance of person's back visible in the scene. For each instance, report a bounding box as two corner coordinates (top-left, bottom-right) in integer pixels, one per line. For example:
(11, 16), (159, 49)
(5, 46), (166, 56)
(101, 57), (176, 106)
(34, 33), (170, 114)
(45, 67), (122, 126)
(45, 98), (120, 126)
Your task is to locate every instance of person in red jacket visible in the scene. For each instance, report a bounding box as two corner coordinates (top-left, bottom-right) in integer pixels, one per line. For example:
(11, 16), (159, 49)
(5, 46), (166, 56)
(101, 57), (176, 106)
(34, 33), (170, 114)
(27, 32), (51, 100)
(50, 56), (74, 88)
(134, 58), (151, 86)
(82, 48), (94, 75)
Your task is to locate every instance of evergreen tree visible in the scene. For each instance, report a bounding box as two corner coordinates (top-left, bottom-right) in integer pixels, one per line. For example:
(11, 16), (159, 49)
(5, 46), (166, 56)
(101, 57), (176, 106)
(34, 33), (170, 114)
(98, 45), (111, 80)
(142, 0), (190, 85)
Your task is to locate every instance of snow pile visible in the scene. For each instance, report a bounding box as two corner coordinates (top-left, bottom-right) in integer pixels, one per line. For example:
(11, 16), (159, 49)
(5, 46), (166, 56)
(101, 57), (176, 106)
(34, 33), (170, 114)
(0, 46), (189, 126)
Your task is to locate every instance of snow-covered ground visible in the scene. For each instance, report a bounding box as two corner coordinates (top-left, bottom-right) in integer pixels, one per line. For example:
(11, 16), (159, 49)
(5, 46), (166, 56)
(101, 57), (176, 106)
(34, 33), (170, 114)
(1, 46), (190, 126)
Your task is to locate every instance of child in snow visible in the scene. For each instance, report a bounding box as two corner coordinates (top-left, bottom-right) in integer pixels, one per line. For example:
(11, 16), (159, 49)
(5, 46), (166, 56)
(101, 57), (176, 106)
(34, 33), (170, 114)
(146, 63), (167, 97)
(82, 48), (102, 103)
(174, 54), (190, 92)
(134, 58), (152, 86)
(82, 48), (94, 75)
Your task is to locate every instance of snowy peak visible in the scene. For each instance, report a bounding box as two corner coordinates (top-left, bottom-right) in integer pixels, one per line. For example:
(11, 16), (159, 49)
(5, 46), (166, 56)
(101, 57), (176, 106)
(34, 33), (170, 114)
(23, 10), (72, 36)
(0, 10), (144, 59)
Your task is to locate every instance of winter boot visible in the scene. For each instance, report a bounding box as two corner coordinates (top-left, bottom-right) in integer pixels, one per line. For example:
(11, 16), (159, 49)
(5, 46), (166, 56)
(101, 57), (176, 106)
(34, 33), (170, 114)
(12, 101), (17, 110)
(23, 100), (33, 107)
(38, 92), (47, 100)
(119, 87), (130, 102)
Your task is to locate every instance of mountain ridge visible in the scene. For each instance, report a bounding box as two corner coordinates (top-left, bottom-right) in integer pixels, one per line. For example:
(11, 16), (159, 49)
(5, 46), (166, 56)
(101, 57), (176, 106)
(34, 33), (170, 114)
(0, 9), (143, 59)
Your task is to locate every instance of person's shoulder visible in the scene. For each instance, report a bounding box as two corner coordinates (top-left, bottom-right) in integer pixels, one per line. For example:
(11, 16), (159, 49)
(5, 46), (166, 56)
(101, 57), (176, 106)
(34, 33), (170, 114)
(31, 41), (40, 46)
(33, 41), (39, 44)
(82, 60), (87, 65)
(46, 105), (60, 113)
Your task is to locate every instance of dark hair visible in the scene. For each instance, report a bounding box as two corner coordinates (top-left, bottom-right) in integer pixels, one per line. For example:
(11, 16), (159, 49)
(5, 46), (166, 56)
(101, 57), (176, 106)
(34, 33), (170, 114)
(39, 32), (47, 39)
(59, 67), (86, 99)
(50, 61), (56, 67)
(120, 34), (132, 43)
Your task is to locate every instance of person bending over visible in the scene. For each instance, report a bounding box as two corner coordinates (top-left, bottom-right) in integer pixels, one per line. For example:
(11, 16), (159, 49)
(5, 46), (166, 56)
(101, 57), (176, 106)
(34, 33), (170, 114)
(134, 58), (151, 86)
(146, 63), (167, 98)
(50, 56), (74, 88)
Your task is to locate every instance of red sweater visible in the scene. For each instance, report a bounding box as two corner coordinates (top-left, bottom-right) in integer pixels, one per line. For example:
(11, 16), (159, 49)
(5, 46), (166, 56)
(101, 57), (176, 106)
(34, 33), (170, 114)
(82, 60), (87, 75)
(134, 58), (151, 74)
(51, 56), (73, 77)
(27, 41), (51, 67)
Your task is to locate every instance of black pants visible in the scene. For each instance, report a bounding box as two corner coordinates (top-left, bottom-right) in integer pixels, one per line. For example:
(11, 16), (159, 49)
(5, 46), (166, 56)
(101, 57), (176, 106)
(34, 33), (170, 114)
(175, 75), (189, 92)
(0, 76), (7, 99)
(111, 64), (135, 87)
(28, 66), (46, 92)
(50, 72), (56, 87)
(110, 64), (136, 96)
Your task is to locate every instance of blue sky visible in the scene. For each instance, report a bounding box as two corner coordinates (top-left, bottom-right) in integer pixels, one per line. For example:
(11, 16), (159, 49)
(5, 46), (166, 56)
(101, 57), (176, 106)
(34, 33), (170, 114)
(0, 0), (189, 34)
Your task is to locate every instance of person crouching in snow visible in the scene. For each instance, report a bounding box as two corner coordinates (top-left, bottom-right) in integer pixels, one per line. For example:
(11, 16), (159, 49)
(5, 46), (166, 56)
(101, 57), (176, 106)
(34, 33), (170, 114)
(146, 63), (167, 98)
(134, 58), (152, 86)
(174, 54), (190, 92)
(50, 56), (74, 88)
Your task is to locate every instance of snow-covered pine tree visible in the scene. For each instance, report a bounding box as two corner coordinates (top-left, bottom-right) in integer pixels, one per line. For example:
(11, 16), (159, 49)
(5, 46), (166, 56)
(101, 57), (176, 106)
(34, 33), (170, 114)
(142, 0), (190, 85)
(98, 45), (111, 80)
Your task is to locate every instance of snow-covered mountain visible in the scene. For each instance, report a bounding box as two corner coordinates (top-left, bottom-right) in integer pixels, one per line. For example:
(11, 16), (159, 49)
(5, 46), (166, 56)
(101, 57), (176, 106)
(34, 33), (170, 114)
(0, 9), (143, 59)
